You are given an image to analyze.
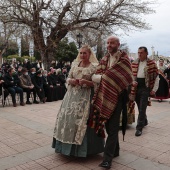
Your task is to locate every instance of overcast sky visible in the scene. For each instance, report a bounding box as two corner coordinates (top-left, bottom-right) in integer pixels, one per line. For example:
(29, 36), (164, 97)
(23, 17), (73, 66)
(121, 0), (170, 57)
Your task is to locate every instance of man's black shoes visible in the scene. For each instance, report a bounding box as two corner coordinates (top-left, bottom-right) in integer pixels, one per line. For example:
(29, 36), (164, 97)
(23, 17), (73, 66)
(33, 100), (39, 104)
(135, 120), (147, 136)
(26, 101), (32, 104)
(135, 130), (142, 136)
(114, 152), (119, 157)
(99, 161), (111, 169)
(145, 120), (148, 126)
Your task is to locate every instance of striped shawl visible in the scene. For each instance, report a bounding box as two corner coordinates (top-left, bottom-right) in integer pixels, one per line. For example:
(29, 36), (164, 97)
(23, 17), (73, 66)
(129, 58), (158, 101)
(88, 51), (133, 137)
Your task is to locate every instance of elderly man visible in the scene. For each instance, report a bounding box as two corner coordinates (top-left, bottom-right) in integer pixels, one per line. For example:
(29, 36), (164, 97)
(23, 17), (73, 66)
(89, 36), (133, 169)
(130, 47), (159, 137)
(20, 68), (39, 104)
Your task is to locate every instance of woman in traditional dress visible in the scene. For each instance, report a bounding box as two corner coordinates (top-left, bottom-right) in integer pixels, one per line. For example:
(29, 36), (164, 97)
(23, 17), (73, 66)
(52, 45), (104, 157)
(155, 59), (169, 102)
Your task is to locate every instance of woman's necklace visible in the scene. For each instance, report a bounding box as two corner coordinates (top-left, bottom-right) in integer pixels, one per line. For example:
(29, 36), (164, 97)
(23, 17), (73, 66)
(80, 61), (90, 68)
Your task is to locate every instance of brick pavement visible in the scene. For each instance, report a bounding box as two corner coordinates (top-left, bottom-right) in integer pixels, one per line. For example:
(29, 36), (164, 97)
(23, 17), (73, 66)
(0, 98), (170, 170)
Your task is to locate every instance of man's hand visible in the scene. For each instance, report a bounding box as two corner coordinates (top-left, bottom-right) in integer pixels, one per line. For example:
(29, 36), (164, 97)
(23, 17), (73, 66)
(29, 86), (34, 89)
(0, 80), (4, 83)
(150, 90), (155, 96)
(132, 81), (138, 87)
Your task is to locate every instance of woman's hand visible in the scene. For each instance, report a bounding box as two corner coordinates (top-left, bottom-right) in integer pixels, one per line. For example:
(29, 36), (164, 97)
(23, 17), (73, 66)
(69, 79), (79, 86)
(78, 79), (87, 86)
(78, 79), (94, 87)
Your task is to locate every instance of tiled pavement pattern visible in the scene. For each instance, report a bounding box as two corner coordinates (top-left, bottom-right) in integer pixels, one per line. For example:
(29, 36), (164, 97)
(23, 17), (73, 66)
(0, 99), (170, 170)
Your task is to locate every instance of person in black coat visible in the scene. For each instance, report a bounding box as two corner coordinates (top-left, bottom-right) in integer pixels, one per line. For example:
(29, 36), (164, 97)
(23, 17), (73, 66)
(26, 61), (32, 71)
(29, 67), (36, 78)
(47, 69), (59, 101)
(42, 70), (56, 102)
(31, 70), (46, 103)
(61, 67), (68, 80)
(1, 60), (10, 74)
(52, 69), (66, 100)
(0, 71), (9, 103)
(17, 66), (23, 77)
(3, 68), (25, 107)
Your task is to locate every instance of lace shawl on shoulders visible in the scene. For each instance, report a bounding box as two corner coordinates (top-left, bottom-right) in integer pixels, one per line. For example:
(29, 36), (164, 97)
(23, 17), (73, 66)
(68, 61), (97, 79)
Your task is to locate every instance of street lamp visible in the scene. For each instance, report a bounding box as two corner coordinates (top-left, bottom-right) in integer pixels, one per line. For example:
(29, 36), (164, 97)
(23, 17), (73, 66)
(76, 33), (83, 48)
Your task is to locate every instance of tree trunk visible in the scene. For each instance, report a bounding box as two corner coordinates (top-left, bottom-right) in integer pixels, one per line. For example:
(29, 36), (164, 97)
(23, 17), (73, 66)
(96, 35), (104, 59)
(46, 50), (56, 70)
(0, 46), (7, 65)
(40, 50), (56, 70)
(39, 51), (47, 70)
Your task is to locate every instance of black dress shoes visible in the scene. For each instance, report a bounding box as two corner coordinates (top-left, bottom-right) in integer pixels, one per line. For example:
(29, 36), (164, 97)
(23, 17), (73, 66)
(26, 101), (32, 104)
(135, 130), (142, 136)
(145, 120), (148, 126)
(99, 161), (111, 169)
(33, 100), (39, 104)
(114, 152), (119, 157)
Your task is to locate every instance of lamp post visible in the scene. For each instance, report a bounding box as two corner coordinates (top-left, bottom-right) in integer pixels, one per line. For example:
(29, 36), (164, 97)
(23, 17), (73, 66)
(76, 33), (83, 48)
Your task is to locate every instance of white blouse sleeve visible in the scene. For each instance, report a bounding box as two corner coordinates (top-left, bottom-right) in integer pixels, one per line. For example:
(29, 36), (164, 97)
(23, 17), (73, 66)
(92, 74), (102, 83)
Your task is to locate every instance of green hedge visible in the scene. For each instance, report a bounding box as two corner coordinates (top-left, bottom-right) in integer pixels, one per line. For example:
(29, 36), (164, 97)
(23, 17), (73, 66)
(6, 55), (35, 62)
(22, 56), (35, 62)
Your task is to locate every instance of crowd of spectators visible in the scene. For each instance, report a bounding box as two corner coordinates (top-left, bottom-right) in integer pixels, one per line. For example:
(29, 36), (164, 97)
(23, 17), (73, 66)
(0, 59), (70, 107)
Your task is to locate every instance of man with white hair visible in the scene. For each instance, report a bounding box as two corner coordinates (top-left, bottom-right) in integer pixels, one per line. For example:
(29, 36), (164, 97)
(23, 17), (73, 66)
(89, 36), (133, 169)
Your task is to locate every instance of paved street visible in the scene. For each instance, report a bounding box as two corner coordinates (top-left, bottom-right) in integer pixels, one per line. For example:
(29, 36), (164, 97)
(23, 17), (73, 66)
(0, 98), (170, 170)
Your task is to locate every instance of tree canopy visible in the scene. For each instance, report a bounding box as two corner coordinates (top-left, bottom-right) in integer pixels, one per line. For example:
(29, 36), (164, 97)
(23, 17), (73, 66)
(0, 0), (157, 67)
(55, 38), (78, 62)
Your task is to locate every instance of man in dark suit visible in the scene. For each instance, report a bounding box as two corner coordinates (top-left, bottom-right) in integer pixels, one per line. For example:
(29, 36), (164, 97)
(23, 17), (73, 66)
(4, 68), (25, 107)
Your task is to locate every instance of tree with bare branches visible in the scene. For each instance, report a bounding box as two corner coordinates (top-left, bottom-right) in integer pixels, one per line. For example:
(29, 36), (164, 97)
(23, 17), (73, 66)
(0, 22), (21, 64)
(0, 0), (157, 68)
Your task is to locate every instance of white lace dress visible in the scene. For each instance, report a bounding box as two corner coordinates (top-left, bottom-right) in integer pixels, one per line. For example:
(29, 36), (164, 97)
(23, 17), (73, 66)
(52, 62), (104, 157)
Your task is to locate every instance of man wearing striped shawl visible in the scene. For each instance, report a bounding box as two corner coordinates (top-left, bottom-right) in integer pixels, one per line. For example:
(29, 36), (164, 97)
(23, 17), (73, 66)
(129, 46), (159, 137)
(90, 36), (133, 169)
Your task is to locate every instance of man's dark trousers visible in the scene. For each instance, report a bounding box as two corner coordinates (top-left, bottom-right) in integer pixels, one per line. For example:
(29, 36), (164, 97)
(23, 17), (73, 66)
(135, 86), (150, 130)
(8, 86), (23, 104)
(103, 91), (124, 162)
